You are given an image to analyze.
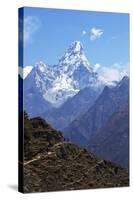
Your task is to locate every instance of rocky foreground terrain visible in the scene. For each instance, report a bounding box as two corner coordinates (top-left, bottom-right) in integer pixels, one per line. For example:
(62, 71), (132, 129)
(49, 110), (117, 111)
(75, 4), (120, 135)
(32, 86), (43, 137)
(22, 113), (129, 193)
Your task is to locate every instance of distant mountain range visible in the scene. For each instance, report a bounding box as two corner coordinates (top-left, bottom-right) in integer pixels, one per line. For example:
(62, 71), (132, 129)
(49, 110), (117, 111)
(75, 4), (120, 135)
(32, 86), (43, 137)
(64, 76), (129, 168)
(22, 41), (105, 127)
(19, 40), (129, 169)
(23, 113), (129, 193)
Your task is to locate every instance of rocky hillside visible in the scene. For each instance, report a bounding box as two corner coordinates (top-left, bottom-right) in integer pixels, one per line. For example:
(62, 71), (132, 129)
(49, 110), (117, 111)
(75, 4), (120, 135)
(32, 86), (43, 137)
(22, 113), (129, 193)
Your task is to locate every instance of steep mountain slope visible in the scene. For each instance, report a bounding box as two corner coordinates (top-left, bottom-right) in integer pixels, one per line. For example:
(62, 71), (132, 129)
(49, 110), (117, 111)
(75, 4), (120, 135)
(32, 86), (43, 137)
(18, 69), (52, 117)
(64, 76), (129, 147)
(24, 41), (99, 112)
(24, 86), (53, 117)
(44, 86), (102, 130)
(88, 104), (129, 168)
(22, 113), (129, 193)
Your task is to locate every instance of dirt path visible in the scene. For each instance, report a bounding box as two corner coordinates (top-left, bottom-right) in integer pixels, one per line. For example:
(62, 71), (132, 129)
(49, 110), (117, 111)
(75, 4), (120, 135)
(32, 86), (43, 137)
(19, 151), (55, 166)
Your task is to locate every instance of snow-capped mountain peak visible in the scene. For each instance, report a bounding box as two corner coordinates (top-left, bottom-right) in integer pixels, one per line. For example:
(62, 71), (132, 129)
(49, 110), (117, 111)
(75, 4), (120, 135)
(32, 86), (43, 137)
(58, 41), (91, 72)
(68, 41), (83, 53)
(24, 41), (99, 107)
(19, 66), (33, 79)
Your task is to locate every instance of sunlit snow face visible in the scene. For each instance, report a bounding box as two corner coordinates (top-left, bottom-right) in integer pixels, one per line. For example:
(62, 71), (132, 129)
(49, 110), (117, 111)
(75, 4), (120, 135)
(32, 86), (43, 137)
(58, 41), (91, 72)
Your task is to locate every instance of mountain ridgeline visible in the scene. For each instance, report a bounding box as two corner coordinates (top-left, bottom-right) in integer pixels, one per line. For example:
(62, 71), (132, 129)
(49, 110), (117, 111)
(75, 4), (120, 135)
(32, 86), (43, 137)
(20, 40), (129, 170)
(22, 113), (129, 193)
(88, 104), (129, 168)
(23, 41), (100, 115)
(44, 86), (102, 130)
(64, 76), (129, 168)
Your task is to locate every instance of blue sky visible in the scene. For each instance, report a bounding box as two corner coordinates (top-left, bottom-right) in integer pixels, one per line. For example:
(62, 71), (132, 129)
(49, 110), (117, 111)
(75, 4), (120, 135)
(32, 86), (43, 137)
(22, 7), (129, 75)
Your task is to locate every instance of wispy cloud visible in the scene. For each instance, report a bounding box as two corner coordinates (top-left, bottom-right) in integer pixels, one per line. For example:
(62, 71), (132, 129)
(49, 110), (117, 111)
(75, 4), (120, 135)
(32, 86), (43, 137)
(90, 27), (104, 41)
(24, 16), (40, 45)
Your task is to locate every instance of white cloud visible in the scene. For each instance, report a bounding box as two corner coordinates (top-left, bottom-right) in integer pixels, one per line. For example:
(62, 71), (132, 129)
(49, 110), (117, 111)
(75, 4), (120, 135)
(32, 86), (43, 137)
(98, 68), (120, 84)
(97, 63), (129, 85)
(82, 30), (87, 35)
(90, 27), (104, 41)
(24, 16), (40, 44)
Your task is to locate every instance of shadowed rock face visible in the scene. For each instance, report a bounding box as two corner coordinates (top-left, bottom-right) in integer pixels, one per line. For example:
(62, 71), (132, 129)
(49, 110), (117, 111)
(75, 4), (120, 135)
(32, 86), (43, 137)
(22, 114), (129, 193)
(24, 86), (53, 118)
(44, 86), (101, 130)
(88, 104), (129, 169)
(64, 77), (129, 151)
